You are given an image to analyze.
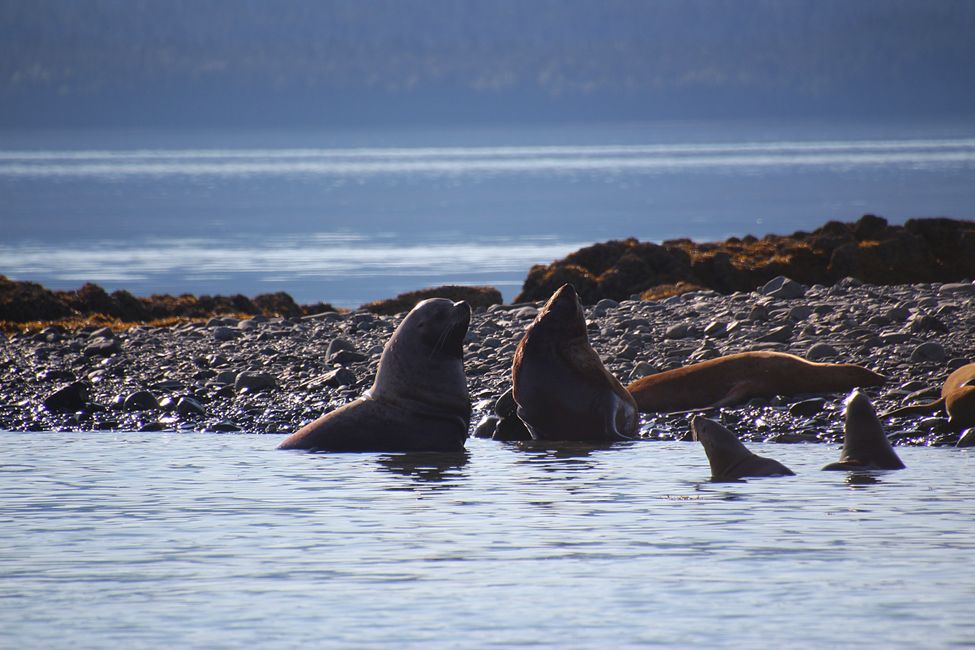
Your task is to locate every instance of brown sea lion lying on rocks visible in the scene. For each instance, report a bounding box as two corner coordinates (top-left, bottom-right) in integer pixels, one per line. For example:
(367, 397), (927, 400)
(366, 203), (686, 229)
(627, 351), (886, 413)
(882, 363), (975, 431)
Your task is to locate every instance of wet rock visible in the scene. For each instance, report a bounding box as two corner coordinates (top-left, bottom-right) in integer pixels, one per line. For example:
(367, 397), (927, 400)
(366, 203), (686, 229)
(473, 415), (499, 439)
(42, 381), (90, 412)
(789, 398), (826, 417)
(176, 396), (206, 417)
(957, 428), (975, 448)
(235, 371), (276, 393)
(123, 390), (159, 412)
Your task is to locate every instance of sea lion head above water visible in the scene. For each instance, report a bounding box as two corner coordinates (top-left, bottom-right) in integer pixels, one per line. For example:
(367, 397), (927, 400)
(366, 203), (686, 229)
(690, 415), (794, 480)
(512, 284), (638, 442)
(823, 390), (905, 471)
(278, 298), (472, 452)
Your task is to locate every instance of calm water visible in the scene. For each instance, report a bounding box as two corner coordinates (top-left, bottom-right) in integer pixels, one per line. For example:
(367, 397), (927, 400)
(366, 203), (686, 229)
(2, 120), (975, 306)
(1, 433), (973, 649)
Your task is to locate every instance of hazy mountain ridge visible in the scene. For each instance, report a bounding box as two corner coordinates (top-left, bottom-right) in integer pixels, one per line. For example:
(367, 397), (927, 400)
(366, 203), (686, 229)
(2, 0), (973, 125)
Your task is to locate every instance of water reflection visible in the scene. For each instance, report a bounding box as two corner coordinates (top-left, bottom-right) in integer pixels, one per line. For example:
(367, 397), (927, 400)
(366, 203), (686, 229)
(845, 472), (882, 488)
(374, 451), (470, 489)
(510, 440), (638, 470)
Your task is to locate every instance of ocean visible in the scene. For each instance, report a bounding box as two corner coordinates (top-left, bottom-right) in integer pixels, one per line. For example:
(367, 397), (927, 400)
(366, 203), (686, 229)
(2, 119), (974, 307)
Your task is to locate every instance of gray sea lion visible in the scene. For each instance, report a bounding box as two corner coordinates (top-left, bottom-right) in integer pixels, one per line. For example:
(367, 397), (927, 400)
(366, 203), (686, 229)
(882, 362), (975, 431)
(823, 390), (905, 470)
(512, 284), (639, 442)
(627, 351), (886, 413)
(278, 298), (472, 452)
(690, 415), (794, 480)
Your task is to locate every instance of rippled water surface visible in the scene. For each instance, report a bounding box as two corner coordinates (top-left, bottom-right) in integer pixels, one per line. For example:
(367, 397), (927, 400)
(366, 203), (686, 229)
(2, 433), (973, 649)
(3, 120), (975, 305)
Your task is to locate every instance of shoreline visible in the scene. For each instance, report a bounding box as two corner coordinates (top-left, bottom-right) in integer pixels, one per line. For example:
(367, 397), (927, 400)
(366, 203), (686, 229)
(2, 275), (972, 446)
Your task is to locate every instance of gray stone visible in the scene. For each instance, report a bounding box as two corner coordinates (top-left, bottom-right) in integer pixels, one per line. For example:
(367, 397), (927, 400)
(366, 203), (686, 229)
(703, 321), (729, 338)
(663, 323), (693, 339)
(330, 349), (368, 365)
(592, 299), (620, 316)
(760, 276), (807, 299)
(629, 361), (657, 380)
(84, 338), (121, 357)
(756, 323), (794, 343)
(326, 338), (356, 358)
(939, 282), (975, 296)
(957, 428), (975, 448)
(235, 371), (277, 392)
(212, 326), (242, 342)
(911, 341), (947, 363)
(511, 306), (539, 320)
(806, 343), (838, 360)
(89, 327), (115, 339)
(320, 368), (356, 388)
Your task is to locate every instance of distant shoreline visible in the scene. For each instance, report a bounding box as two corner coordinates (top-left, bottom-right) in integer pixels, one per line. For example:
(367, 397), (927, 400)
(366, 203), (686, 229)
(3, 215), (973, 332)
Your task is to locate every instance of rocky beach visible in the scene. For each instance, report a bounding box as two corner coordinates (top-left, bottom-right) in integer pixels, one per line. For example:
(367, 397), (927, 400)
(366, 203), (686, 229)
(2, 216), (973, 446)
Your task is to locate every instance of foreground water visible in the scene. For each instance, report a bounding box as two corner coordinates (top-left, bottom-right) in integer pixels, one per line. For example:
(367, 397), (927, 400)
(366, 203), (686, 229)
(2, 433), (973, 649)
(2, 119), (975, 306)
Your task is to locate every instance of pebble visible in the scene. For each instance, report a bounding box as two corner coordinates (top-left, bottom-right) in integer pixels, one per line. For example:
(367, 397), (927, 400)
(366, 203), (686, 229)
(123, 390), (159, 412)
(84, 338), (121, 357)
(911, 341), (947, 363)
(43, 381), (90, 412)
(806, 342), (838, 360)
(212, 326), (242, 342)
(760, 276), (807, 299)
(4, 280), (974, 446)
(235, 371), (277, 393)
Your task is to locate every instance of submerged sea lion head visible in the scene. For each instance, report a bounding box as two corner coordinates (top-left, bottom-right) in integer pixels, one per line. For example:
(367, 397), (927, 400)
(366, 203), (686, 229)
(368, 298), (472, 410)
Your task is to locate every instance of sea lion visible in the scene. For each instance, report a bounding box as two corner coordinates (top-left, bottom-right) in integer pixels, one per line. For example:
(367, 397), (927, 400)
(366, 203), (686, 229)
(822, 390), (905, 470)
(882, 363), (975, 431)
(512, 284), (639, 442)
(690, 415), (794, 480)
(278, 298), (472, 452)
(627, 351), (886, 413)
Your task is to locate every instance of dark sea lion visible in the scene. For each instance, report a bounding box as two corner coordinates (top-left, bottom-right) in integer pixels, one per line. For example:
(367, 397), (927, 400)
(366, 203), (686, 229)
(278, 298), (472, 452)
(627, 351), (886, 413)
(512, 284), (639, 442)
(882, 362), (975, 431)
(823, 390), (905, 470)
(690, 415), (794, 480)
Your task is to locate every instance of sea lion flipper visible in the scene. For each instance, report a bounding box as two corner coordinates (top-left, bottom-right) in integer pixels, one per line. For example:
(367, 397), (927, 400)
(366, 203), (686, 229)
(881, 397), (945, 419)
